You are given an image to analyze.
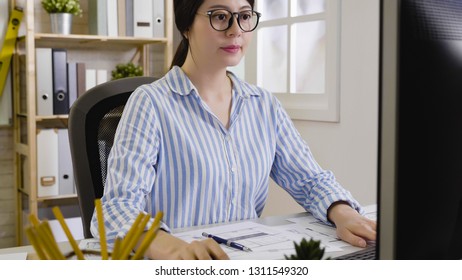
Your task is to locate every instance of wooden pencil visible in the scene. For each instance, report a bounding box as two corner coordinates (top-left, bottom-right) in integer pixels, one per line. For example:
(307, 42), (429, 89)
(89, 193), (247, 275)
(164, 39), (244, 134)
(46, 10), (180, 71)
(131, 227), (160, 260)
(111, 237), (123, 260)
(118, 213), (145, 258)
(26, 208), (163, 260)
(28, 214), (41, 227)
(28, 214), (56, 259)
(36, 221), (65, 260)
(118, 214), (150, 260)
(131, 211), (163, 260)
(27, 214), (51, 259)
(40, 219), (57, 248)
(94, 199), (108, 260)
(52, 206), (85, 260)
(25, 227), (48, 260)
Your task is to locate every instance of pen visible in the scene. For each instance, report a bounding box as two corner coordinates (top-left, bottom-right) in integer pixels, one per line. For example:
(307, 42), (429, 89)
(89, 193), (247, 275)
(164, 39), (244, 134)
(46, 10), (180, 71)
(202, 232), (252, 252)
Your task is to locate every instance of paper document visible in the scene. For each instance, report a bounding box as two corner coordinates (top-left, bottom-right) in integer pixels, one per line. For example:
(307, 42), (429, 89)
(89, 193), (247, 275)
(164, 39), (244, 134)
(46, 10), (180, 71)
(282, 204), (377, 249)
(282, 216), (349, 249)
(174, 221), (341, 260)
(79, 238), (101, 251)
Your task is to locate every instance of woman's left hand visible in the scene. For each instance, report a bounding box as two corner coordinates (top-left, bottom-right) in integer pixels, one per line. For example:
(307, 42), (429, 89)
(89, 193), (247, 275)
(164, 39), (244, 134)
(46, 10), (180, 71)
(327, 202), (377, 248)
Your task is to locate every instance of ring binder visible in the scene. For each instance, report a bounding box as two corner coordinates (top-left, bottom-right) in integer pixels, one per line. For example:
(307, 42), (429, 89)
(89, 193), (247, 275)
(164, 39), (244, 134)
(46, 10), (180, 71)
(51, 49), (69, 114)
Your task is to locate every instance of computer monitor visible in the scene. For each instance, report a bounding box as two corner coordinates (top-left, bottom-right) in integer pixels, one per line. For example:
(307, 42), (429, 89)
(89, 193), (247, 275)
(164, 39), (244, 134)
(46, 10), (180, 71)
(378, 0), (462, 259)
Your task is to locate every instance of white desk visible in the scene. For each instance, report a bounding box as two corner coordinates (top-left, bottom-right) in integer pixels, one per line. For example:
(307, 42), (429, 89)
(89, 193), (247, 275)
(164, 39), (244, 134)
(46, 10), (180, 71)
(173, 212), (368, 259)
(0, 211), (372, 259)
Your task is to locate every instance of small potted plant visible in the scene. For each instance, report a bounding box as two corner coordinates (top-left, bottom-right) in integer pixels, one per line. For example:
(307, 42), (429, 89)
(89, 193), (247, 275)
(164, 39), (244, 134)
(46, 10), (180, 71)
(111, 63), (144, 80)
(285, 238), (331, 260)
(41, 0), (83, 34)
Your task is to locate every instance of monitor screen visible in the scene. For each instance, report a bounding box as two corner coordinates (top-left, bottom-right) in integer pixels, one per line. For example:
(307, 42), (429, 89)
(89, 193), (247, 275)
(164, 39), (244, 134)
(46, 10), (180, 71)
(378, 0), (462, 259)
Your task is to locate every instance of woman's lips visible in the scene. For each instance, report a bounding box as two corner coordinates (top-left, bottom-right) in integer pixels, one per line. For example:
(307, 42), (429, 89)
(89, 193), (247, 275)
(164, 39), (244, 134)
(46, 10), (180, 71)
(221, 45), (241, 53)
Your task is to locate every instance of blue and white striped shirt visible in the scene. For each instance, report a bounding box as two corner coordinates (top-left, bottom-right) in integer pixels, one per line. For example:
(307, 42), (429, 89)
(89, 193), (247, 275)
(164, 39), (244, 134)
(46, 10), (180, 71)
(91, 66), (363, 243)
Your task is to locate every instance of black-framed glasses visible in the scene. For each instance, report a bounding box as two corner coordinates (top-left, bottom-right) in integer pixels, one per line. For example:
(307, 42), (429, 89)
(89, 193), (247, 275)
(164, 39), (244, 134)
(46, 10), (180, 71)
(199, 9), (262, 32)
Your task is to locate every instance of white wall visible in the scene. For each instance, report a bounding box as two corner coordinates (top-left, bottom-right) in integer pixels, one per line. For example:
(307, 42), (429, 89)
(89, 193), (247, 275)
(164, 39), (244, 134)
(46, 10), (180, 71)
(262, 0), (380, 217)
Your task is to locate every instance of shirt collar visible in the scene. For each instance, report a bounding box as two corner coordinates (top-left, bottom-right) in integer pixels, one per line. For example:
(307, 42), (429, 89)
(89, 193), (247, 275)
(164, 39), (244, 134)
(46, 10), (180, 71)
(166, 66), (261, 98)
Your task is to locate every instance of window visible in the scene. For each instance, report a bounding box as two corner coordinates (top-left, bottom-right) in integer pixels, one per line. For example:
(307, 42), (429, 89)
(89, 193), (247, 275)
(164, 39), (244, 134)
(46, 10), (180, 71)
(245, 0), (341, 122)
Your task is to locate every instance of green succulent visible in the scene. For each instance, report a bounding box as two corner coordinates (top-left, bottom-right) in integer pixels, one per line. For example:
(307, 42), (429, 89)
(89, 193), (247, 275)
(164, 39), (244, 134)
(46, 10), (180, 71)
(285, 238), (330, 260)
(41, 0), (83, 17)
(111, 63), (144, 80)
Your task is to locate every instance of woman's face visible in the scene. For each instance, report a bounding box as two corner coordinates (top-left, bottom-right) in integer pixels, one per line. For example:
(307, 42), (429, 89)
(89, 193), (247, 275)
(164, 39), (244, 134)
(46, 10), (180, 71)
(186, 0), (255, 70)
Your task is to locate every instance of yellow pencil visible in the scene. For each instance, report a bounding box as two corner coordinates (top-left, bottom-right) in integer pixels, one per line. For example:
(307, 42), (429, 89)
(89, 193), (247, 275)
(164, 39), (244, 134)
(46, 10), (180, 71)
(52, 206), (85, 260)
(94, 199), (108, 260)
(40, 219), (57, 248)
(28, 214), (41, 227)
(131, 227), (160, 260)
(25, 227), (48, 260)
(118, 213), (145, 258)
(28, 215), (58, 259)
(119, 214), (150, 260)
(36, 221), (65, 260)
(131, 211), (163, 260)
(28, 215), (55, 259)
(111, 237), (123, 260)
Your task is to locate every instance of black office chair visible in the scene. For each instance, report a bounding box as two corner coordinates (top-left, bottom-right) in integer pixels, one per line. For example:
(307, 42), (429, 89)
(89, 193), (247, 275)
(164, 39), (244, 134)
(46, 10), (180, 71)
(68, 76), (157, 238)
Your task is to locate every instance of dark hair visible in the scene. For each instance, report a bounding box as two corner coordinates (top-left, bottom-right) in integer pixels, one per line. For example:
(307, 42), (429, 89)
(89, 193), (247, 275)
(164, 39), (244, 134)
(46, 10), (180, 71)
(170, 0), (255, 69)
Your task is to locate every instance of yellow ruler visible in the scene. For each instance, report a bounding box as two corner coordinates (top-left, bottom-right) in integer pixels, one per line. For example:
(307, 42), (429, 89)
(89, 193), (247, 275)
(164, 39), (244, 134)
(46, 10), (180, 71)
(0, 7), (23, 97)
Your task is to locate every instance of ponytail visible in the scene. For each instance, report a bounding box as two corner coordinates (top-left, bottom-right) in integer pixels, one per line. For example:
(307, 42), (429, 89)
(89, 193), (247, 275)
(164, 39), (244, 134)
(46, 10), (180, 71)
(170, 37), (189, 69)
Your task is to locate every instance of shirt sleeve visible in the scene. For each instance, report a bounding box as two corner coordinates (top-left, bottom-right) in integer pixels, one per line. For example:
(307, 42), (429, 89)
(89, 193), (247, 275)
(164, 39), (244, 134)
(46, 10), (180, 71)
(269, 97), (364, 225)
(90, 87), (167, 245)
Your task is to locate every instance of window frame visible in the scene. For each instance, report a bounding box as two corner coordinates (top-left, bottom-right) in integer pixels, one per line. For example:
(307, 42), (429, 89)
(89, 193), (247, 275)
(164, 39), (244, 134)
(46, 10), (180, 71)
(245, 0), (341, 122)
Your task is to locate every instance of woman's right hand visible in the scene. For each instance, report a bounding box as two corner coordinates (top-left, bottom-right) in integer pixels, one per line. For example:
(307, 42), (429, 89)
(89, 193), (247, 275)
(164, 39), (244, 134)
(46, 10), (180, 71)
(139, 230), (230, 260)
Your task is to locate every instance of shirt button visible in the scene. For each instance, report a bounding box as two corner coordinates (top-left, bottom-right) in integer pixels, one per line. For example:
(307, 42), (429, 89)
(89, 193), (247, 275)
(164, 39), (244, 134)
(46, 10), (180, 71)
(231, 166), (237, 173)
(225, 135), (231, 142)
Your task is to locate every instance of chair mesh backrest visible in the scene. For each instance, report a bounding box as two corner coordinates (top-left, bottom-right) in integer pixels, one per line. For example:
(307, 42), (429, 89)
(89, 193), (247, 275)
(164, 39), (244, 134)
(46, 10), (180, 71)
(85, 92), (131, 200)
(97, 105), (125, 189)
(70, 76), (157, 238)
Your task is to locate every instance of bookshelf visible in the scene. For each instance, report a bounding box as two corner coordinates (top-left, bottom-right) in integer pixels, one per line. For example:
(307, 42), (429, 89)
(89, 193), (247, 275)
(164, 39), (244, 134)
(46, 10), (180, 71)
(12, 0), (173, 245)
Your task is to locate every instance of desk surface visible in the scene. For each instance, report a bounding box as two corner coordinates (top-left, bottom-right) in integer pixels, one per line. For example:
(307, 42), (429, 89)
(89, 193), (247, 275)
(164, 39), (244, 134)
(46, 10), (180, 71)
(0, 211), (371, 260)
(173, 212), (367, 259)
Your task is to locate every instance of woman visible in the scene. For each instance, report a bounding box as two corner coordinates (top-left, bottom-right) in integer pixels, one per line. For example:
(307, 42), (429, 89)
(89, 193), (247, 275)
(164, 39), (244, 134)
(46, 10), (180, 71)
(92, 0), (376, 259)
